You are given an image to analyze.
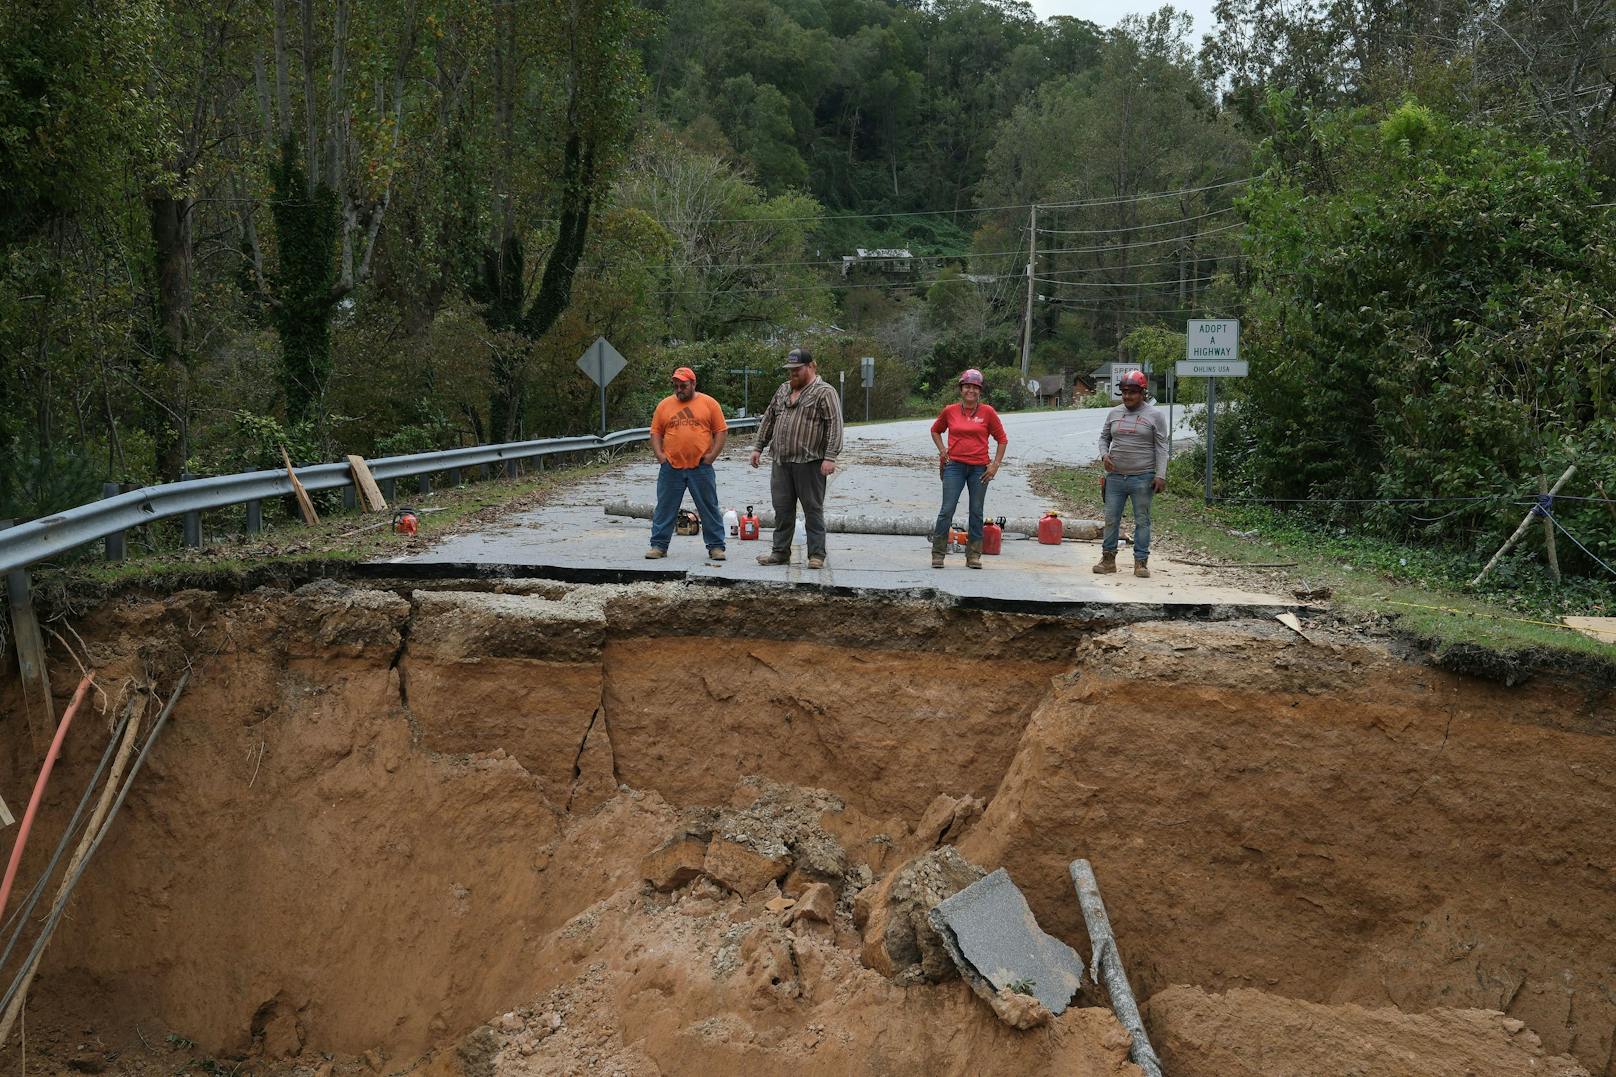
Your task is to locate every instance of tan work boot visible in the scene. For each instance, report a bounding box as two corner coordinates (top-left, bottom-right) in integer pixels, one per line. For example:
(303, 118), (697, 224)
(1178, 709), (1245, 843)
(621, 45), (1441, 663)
(756, 550), (790, 565)
(966, 540), (983, 569)
(644, 548), (667, 559)
(931, 532), (947, 569)
(1092, 551), (1117, 574)
(1134, 560), (1151, 578)
(708, 547), (726, 561)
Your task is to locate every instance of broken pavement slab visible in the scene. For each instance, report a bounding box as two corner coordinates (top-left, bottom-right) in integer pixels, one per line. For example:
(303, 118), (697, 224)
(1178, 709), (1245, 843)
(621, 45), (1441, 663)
(928, 867), (1084, 1018)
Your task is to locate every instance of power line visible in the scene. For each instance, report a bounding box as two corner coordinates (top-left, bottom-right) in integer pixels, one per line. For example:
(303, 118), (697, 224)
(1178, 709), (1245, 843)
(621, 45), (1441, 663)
(1036, 207), (1236, 236)
(1039, 222), (1245, 255)
(647, 272), (1022, 297)
(1036, 257), (1234, 278)
(1036, 274), (1218, 288)
(1039, 178), (1254, 209)
(651, 178), (1257, 227)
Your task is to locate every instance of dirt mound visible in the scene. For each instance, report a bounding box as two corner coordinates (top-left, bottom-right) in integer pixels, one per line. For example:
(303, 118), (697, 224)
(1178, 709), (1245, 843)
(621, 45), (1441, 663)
(419, 879), (1141, 1077)
(961, 620), (1616, 1072)
(1144, 985), (1590, 1076)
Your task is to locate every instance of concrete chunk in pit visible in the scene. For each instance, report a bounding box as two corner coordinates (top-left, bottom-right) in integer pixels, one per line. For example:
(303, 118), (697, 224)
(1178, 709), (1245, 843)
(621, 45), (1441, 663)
(927, 867), (1083, 1017)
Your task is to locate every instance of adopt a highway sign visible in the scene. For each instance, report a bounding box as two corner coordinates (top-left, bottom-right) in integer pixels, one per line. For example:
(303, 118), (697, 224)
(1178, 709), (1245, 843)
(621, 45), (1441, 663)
(1178, 319), (1244, 377)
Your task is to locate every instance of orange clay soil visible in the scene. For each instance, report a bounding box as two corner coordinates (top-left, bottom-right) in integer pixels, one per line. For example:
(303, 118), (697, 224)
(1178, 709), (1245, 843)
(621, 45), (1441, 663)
(0, 581), (1610, 1076)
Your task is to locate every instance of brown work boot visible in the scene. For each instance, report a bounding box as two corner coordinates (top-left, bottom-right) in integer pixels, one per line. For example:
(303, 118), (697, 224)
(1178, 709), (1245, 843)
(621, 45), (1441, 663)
(1134, 560), (1151, 578)
(708, 547), (726, 561)
(807, 555), (825, 569)
(756, 550), (790, 565)
(931, 532), (947, 569)
(644, 547), (667, 559)
(966, 540), (983, 569)
(1092, 551), (1117, 574)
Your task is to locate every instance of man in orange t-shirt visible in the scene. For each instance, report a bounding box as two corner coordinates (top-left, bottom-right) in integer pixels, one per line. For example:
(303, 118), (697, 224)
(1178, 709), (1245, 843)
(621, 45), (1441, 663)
(646, 366), (729, 561)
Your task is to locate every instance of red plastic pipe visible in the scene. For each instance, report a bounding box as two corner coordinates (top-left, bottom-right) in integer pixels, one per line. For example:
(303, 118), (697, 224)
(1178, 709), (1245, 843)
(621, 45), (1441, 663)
(0, 674), (94, 924)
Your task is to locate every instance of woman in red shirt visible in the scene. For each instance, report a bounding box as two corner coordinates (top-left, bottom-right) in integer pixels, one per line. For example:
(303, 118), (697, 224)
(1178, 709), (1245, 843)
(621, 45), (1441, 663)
(929, 368), (1008, 569)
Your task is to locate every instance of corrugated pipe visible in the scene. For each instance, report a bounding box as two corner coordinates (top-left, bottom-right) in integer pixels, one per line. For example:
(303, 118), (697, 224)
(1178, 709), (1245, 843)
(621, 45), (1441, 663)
(603, 502), (1103, 541)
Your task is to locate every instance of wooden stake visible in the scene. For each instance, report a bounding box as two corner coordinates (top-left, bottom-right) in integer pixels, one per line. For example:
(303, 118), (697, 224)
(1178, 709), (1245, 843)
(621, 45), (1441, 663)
(279, 445), (320, 526)
(346, 454), (388, 512)
(1471, 464), (1576, 585)
(1, 522), (54, 755)
(0, 794), (13, 828)
(1540, 475), (1560, 583)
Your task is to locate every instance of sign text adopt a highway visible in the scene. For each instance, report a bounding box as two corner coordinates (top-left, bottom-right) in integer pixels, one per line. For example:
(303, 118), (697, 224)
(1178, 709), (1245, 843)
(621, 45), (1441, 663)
(1177, 319), (1245, 377)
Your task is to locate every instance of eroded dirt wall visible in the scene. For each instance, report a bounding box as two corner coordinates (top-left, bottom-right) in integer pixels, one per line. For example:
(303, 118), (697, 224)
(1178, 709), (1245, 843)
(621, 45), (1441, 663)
(959, 620), (1616, 1075)
(0, 582), (1073, 1061)
(600, 637), (1063, 819)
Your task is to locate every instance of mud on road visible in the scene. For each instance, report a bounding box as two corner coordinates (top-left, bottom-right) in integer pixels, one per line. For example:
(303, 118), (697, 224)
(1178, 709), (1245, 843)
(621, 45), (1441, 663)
(0, 579), (1611, 1076)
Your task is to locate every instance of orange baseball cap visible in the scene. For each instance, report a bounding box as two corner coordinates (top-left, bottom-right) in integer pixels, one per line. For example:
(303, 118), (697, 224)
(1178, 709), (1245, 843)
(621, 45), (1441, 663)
(672, 366), (697, 384)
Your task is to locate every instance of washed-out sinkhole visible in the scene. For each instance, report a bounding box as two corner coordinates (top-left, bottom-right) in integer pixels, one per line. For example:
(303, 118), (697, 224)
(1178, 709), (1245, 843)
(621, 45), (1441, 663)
(2, 579), (1612, 1075)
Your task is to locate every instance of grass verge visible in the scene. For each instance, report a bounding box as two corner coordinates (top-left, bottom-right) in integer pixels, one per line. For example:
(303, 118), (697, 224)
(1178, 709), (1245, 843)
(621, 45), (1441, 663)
(30, 454), (621, 604)
(1035, 457), (1616, 674)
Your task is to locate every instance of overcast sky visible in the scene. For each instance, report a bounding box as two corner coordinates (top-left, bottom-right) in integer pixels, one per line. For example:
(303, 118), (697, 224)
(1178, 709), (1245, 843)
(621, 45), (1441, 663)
(1026, 0), (1219, 38)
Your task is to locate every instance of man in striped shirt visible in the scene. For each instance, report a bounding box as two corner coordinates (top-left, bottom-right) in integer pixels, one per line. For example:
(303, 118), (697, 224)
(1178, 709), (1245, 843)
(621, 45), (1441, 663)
(749, 347), (845, 569)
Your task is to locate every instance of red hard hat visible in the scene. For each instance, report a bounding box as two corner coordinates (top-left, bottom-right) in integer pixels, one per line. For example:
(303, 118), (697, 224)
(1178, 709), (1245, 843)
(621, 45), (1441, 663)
(958, 368), (984, 387)
(1119, 370), (1148, 390)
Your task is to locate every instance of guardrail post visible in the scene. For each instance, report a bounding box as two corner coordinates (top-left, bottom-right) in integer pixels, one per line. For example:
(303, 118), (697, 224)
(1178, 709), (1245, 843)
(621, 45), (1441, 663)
(342, 484), (357, 511)
(246, 500), (263, 537)
(417, 473), (431, 495)
(449, 467), (463, 487)
(380, 478), (396, 502)
(102, 482), (126, 561)
(1, 520), (53, 753)
(181, 472), (202, 548)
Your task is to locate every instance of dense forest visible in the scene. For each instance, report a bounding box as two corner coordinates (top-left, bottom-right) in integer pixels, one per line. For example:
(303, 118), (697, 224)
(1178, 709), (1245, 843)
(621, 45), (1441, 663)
(2, 0), (1614, 570)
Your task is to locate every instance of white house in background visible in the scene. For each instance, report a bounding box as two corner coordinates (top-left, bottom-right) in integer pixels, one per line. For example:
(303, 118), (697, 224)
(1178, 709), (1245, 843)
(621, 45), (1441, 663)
(840, 248), (915, 276)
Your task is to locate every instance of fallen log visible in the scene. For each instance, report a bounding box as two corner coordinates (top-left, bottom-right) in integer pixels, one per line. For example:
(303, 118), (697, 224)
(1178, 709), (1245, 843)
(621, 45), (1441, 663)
(603, 502), (1103, 541)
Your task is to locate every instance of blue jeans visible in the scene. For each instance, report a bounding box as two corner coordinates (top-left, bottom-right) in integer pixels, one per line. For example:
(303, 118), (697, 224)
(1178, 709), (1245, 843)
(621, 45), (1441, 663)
(934, 462), (990, 545)
(650, 462), (725, 551)
(1102, 472), (1154, 561)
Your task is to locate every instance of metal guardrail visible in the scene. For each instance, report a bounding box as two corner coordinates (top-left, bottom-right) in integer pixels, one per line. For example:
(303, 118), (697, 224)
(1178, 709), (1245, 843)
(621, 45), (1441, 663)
(0, 419), (759, 576)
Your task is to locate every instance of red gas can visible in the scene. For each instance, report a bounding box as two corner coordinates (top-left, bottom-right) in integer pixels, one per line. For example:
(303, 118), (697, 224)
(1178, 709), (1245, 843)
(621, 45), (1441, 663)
(981, 522), (1003, 555)
(739, 506), (761, 541)
(1037, 511), (1064, 545)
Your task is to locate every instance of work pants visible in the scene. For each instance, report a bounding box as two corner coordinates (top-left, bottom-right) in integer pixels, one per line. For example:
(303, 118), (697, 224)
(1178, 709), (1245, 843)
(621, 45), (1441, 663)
(770, 460), (828, 559)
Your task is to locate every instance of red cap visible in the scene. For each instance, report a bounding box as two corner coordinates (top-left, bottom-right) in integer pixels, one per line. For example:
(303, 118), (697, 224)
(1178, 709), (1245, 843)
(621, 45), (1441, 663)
(672, 366), (697, 384)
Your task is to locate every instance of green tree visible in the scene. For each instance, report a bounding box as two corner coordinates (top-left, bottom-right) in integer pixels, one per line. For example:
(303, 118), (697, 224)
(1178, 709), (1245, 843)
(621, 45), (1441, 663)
(1226, 99), (1616, 569)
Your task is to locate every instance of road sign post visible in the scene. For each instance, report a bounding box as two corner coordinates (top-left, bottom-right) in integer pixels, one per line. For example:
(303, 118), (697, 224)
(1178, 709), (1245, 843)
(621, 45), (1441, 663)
(726, 366), (767, 416)
(577, 338), (628, 436)
(1179, 319), (1242, 504)
(860, 357), (875, 422)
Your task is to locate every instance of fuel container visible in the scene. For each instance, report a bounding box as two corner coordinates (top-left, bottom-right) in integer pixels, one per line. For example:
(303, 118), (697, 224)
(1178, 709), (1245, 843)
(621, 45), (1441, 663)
(739, 507), (761, 540)
(724, 509), (739, 537)
(981, 522), (1003, 555)
(1037, 512), (1064, 545)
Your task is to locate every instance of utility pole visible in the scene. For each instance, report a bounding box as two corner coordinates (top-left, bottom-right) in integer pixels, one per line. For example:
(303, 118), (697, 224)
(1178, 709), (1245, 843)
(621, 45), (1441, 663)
(1020, 204), (1037, 378)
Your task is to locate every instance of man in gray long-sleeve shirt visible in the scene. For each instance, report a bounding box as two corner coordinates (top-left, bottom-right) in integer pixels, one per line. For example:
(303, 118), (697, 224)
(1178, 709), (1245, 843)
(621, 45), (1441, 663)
(750, 346), (844, 568)
(1094, 369), (1168, 577)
